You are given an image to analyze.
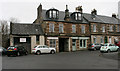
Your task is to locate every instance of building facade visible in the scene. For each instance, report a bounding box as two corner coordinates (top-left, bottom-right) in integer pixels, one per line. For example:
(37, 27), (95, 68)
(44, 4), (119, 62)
(10, 4), (120, 53)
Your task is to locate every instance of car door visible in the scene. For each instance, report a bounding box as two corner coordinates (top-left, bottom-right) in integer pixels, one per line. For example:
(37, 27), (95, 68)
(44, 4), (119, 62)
(43, 46), (49, 53)
(109, 44), (113, 51)
(113, 45), (118, 51)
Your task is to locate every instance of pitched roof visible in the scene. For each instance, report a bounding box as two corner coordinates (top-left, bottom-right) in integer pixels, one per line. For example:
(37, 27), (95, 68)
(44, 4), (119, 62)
(42, 9), (88, 24)
(41, 9), (120, 24)
(11, 23), (44, 35)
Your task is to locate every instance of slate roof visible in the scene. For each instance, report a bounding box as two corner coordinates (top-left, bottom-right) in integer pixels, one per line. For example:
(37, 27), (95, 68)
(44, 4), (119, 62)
(11, 23), (44, 35)
(41, 9), (120, 24)
(42, 9), (88, 24)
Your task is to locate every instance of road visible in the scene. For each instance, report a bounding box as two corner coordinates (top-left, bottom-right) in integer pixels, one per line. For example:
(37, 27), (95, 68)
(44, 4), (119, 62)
(2, 50), (118, 69)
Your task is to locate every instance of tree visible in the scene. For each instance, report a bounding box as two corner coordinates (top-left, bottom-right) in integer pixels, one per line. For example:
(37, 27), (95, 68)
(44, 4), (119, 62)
(9, 17), (20, 23)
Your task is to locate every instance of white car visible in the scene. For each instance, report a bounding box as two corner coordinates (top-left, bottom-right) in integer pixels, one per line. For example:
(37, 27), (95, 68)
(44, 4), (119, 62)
(100, 43), (119, 53)
(32, 45), (56, 55)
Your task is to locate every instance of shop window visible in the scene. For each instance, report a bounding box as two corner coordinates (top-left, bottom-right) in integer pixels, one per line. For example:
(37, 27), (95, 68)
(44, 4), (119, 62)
(50, 39), (56, 48)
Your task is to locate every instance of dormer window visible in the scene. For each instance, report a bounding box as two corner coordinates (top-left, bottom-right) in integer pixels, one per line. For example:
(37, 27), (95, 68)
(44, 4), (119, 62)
(48, 9), (59, 19)
(75, 13), (82, 20)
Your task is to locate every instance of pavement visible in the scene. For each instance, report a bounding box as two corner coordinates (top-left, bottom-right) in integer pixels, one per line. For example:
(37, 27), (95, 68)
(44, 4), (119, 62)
(2, 50), (119, 69)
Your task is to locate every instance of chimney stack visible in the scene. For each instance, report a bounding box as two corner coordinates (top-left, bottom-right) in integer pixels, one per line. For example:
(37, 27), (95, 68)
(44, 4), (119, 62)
(112, 13), (116, 18)
(64, 5), (70, 21)
(91, 9), (97, 15)
(37, 3), (42, 19)
(76, 6), (83, 13)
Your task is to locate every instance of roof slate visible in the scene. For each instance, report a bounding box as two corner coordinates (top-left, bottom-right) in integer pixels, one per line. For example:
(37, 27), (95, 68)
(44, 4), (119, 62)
(41, 9), (120, 24)
(11, 23), (44, 35)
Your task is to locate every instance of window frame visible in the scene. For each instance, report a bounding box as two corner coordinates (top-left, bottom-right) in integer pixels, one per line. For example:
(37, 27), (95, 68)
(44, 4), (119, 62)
(81, 25), (85, 34)
(49, 23), (54, 32)
(102, 26), (105, 32)
(49, 10), (59, 19)
(75, 13), (82, 20)
(59, 24), (64, 33)
(49, 39), (56, 48)
(72, 24), (76, 33)
(93, 24), (96, 32)
(117, 25), (119, 32)
(109, 26), (113, 32)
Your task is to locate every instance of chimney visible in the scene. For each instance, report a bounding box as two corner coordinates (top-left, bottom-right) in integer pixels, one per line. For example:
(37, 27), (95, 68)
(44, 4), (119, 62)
(37, 3), (43, 24)
(76, 6), (83, 13)
(37, 3), (42, 19)
(64, 5), (70, 21)
(91, 9), (97, 15)
(112, 13), (116, 18)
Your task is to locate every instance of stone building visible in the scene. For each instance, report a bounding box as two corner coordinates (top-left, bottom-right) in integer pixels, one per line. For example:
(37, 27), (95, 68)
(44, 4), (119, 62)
(10, 4), (120, 53)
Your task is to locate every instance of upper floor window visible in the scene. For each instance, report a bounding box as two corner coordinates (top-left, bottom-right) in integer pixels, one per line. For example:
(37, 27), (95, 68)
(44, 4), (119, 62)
(81, 25), (85, 34)
(109, 26), (113, 32)
(72, 25), (76, 33)
(93, 24), (96, 32)
(59, 24), (64, 33)
(102, 26), (105, 32)
(75, 13), (82, 20)
(49, 10), (58, 19)
(117, 25), (119, 32)
(49, 23), (54, 32)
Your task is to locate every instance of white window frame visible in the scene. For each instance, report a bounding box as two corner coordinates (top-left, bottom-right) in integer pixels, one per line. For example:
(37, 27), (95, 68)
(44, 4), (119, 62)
(72, 25), (76, 33)
(79, 39), (87, 48)
(81, 25), (85, 34)
(109, 26), (113, 32)
(102, 26), (105, 32)
(53, 10), (56, 18)
(93, 24), (96, 32)
(49, 23), (54, 32)
(59, 24), (64, 33)
(75, 13), (81, 20)
(117, 25), (119, 32)
(49, 11), (52, 18)
(50, 39), (56, 48)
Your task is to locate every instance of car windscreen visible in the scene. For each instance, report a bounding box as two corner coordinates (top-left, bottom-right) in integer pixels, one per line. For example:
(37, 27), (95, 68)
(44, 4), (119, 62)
(8, 47), (16, 50)
(34, 46), (37, 48)
(103, 44), (107, 46)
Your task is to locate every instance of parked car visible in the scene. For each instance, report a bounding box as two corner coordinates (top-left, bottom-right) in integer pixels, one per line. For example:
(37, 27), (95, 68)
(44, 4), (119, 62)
(0, 46), (7, 55)
(100, 43), (119, 53)
(7, 46), (28, 57)
(32, 45), (56, 55)
(88, 43), (101, 51)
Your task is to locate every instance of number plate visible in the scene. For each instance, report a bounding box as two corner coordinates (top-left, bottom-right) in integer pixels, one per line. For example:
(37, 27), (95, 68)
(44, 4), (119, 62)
(9, 50), (12, 51)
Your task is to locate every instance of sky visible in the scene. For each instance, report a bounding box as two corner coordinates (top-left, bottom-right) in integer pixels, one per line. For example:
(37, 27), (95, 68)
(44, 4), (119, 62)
(0, 0), (120, 23)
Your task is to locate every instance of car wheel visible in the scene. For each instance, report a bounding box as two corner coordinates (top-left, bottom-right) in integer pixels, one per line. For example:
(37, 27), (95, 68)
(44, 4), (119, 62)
(116, 48), (119, 52)
(7, 55), (10, 57)
(36, 51), (41, 55)
(17, 52), (20, 56)
(51, 50), (55, 54)
(107, 49), (111, 53)
(94, 48), (96, 51)
(25, 51), (28, 55)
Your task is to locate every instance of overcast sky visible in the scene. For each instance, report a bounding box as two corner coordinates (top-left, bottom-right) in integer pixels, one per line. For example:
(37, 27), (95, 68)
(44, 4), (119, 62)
(0, 0), (120, 23)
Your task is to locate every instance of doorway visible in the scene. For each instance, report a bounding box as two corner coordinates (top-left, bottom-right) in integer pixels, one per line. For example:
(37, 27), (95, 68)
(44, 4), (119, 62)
(59, 38), (69, 52)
